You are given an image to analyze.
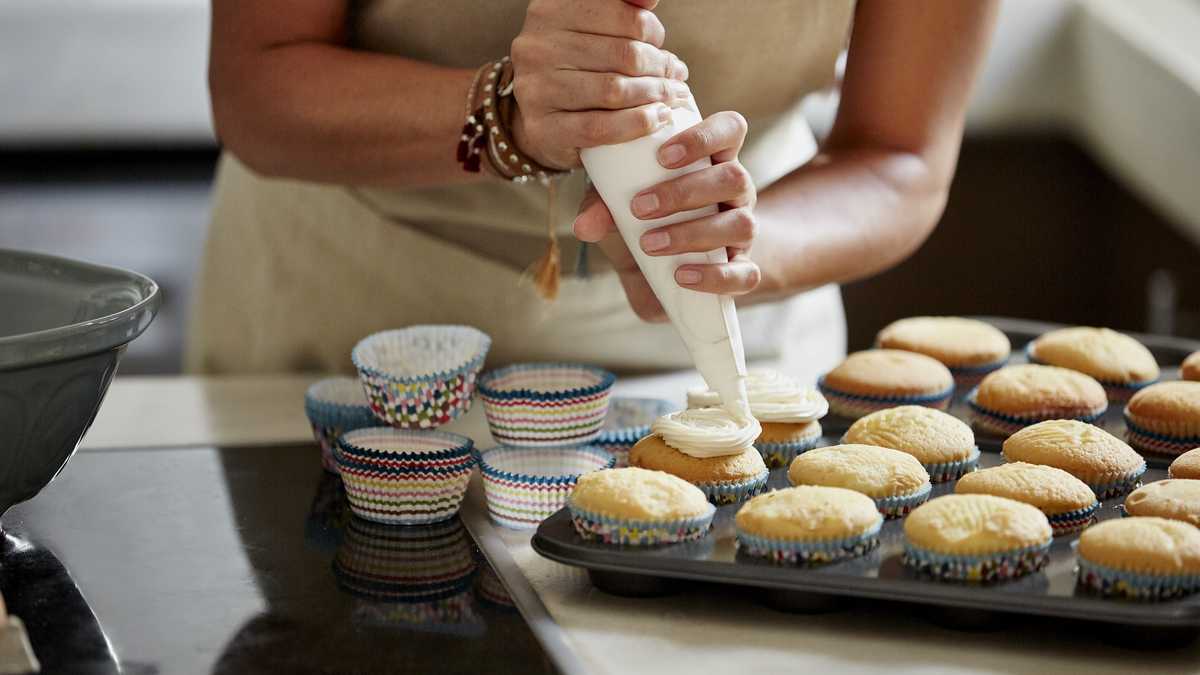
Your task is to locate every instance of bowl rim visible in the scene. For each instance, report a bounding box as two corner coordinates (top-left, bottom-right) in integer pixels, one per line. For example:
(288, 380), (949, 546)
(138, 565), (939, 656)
(0, 248), (161, 370)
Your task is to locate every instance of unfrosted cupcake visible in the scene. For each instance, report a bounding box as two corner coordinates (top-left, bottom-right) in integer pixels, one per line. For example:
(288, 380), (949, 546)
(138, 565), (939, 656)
(734, 486), (883, 564)
(1077, 517), (1200, 600)
(629, 409), (768, 505)
(842, 405), (979, 482)
(787, 444), (931, 518)
(1124, 480), (1200, 527)
(1169, 448), (1200, 479)
(568, 467), (716, 545)
(1027, 327), (1159, 401)
(1123, 381), (1200, 457)
(1183, 351), (1200, 382)
(818, 349), (954, 419)
(968, 364), (1107, 437)
(955, 462), (1099, 535)
(876, 316), (1010, 386)
(688, 370), (827, 468)
(903, 494), (1052, 582)
(1002, 420), (1146, 499)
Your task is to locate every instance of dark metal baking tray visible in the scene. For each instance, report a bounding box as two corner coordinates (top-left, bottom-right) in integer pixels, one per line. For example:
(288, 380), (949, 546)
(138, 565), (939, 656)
(532, 318), (1200, 639)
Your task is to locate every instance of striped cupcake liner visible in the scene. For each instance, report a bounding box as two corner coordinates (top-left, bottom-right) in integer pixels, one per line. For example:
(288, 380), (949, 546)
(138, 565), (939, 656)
(876, 482), (932, 518)
(1046, 501), (1100, 535)
(1123, 416), (1200, 457)
(305, 377), (380, 472)
(757, 428), (824, 470)
(966, 387), (1106, 437)
(593, 436), (636, 468)
(1087, 464), (1147, 500)
(1025, 344), (1157, 403)
(339, 472), (474, 525)
(817, 376), (953, 419)
(567, 500), (717, 546)
(925, 446), (981, 483)
(352, 326), (491, 430)
(736, 519), (883, 565)
(699, 469), (771, 506)
(902, 540), (1052, 582)
(478, 445), (615, 530)
(479, 363), (616, 447)
(1076, 558), (1200, 601)
(333, 517), (477, 602)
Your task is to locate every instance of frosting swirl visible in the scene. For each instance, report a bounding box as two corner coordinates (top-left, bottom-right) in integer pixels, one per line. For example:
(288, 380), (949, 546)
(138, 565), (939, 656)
(652, 408), (761, 458)
(687, 371), (828, 423)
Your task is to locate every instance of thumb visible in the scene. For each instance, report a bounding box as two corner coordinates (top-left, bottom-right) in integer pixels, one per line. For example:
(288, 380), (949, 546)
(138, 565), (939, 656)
(573, 187), (618, 243)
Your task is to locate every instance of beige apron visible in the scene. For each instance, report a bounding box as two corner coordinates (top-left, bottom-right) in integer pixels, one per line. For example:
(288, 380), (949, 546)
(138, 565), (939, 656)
(186, 0), (854, 384)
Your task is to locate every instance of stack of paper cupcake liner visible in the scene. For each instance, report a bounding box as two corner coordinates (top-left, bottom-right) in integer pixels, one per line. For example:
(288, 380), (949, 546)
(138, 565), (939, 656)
(352, 325), (491, 429)
(592, 397), (675, 467)
(478, 445), (615, 530)
(336, 428), (475, 525)
(902, 541), (1051, 582)
(304, 376), (380, 472)
(479, 363), (616, 447)
(1076, 558), (1200, 600)
(735, 521), (883, 565)
(567, 499), (717, 546)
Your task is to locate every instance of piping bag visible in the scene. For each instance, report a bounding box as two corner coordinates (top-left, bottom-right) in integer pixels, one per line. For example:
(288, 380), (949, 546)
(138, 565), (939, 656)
(581, 100), (751, 419)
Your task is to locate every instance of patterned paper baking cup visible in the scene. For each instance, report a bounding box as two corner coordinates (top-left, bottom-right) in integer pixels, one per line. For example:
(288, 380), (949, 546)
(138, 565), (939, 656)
(1076, 558), (1200, 601)
(697, 469), (770, 506)
(1124, 416), (1200, 457)
(567, 499), (716, 546)
(1025, 344), (1157, 402)
(736, 519), (883, 565)
(875, 482), (932, 518)
(924, 446), (982, 483)
(902, 540), (1051, 582)
(479, 363), (616, 447)
(757, 427), (824, 469)
(966, 387), (1106, 437)
(339, 469), (474, 525)
(1046, 502), (1100, 535)
(333, 517), (477, 603)
(1085, 463), (1147, 500)
(352, 325), (491, 429)
(305, 376), (380, 472)
(478, 445), (615, 529)
(817, 376), (953, 419)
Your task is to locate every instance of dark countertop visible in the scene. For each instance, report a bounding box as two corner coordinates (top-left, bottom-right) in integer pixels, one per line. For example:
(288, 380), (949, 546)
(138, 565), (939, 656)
(0, 444), (554, 674)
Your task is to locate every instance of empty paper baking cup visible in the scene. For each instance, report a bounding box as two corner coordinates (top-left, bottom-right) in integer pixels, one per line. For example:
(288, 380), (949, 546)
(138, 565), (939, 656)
(333, 516), (477, 603)
(593, 397), (675, 467)
(478, 445), (615, 529)
(353, 325), (491, 429)
(336, 428), (475, 525)
(305, 376), (379, 472)
(478, 363), (616, 447)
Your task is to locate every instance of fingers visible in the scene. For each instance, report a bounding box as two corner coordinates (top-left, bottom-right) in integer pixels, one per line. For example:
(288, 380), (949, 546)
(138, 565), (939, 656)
(574, 189), (618, 243)
(675, 254), (761, 295)
(532, 32), (687, 80)
(617, 271), (668, 322)
(631, 160), (755, 219)
(657, 111), (748, 168)
(527, 70), (690, 111)
(526, 0), (666, 46)
(541, 103), (673, 150)
(638, 207), (756, 256)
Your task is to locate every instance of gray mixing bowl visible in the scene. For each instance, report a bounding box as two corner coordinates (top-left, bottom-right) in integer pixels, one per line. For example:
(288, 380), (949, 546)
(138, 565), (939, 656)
(0, 248), (160, 519)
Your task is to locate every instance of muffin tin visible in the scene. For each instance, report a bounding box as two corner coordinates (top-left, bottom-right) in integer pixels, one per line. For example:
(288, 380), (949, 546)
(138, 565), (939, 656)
(532, 318), (1200, 642)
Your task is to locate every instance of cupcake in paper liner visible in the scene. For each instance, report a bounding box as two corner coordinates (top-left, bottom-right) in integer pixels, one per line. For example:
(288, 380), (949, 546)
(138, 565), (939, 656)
(1076, 517), (1200, 600)
(1025, 327), (1159, 402)
(305, 376), (380, 472)
(478, 444), (614, 530)
(956, 462), (1100, 536)
(352, 325), (491, 429)
(817, 350), (954, 420)
(966, 364), (1107, 438)
(903, 494), (1052, 582)
(594, 397), (675, 467)
(875, 316), (1011, 389)
(567, 467), (716, 545)
(1123, 480), (1200, 527)
(1001, 420), (1146, 499)
(628, 408), (767, 506)
(735, 486), (883, 564)
(787, 444), (932, 519)
(843, 406), (979, 483)
(1123, 381), (1200, 457)
(1168, 448), (1200, 479)
(478, 363), (616, 447)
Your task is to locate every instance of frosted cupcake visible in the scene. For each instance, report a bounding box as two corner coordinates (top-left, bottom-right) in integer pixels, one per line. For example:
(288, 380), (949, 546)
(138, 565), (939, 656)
(842, 405), (979, 482)
(955, 462), (1099, 535)
(1002, 420), (1146, 499)
(735, 486), (883, 564)
(876, 316), (1010, 387)
(968, 364), (1107, 437)
(1077, 517), (1200, 600)
(688, 370), (827, 469)
(1027, 327), (1159, 401)
(1123, 381), (1200, 457)
(903, 494), (1052, 582)
(629, 408), (768, 505)
(787, 444), (931, 518)
(818, 349), (954, 419)
(1124, 480), (1200, 527)
(568, 468), (716, 545)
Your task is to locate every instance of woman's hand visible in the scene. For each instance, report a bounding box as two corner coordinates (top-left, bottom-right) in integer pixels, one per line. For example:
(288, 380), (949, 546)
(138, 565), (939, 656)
(510, 0), (692, 170)
(574, 110), (760, 321)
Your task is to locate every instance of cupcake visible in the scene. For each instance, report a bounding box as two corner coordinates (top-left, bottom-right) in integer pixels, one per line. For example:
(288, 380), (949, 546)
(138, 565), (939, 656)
(567, 467), (716, 545)
(734, 486), (883, 564)
(967, 364), (1107, 437)
(818, 349), (954, 419)
(1124, 480), (1200, 526)
(902, 494), (1052, 582)
(787, 444), (931, 518)
(1183, 351), (1200, 382)
(1001, 420), (1146, 499)
(955, 462), (1099, 535)
(1027, 327), (1159, 401)
(688, 370), (827, 468)
(1123, 381), (1200, 457)
(876, 316), (1010, 386)
(1169, 448), (1200, 479)
(842, 405), (979, 482)
(629, 408), (768, 505)
(1076, 517), (1200, 600)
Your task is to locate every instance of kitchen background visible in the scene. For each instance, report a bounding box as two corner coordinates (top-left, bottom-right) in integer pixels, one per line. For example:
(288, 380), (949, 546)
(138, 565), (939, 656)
(2, 0), (1198, 374)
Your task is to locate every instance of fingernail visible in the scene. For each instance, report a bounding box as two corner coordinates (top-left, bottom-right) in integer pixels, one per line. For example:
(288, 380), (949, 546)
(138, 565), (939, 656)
(641, 230), (670, 252)
(675, 57), (689, 81)
(656, 104), (672, 126)
(631, 192), (659, 217)
(676, 269), (702, 285)
(671, 81), (691, 102)
(659, 143), (686, 167)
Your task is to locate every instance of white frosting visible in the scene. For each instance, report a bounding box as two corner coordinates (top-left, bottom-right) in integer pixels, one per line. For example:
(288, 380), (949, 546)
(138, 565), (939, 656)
(651, 408), (761, 458)
(687, 371), (828, 423)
